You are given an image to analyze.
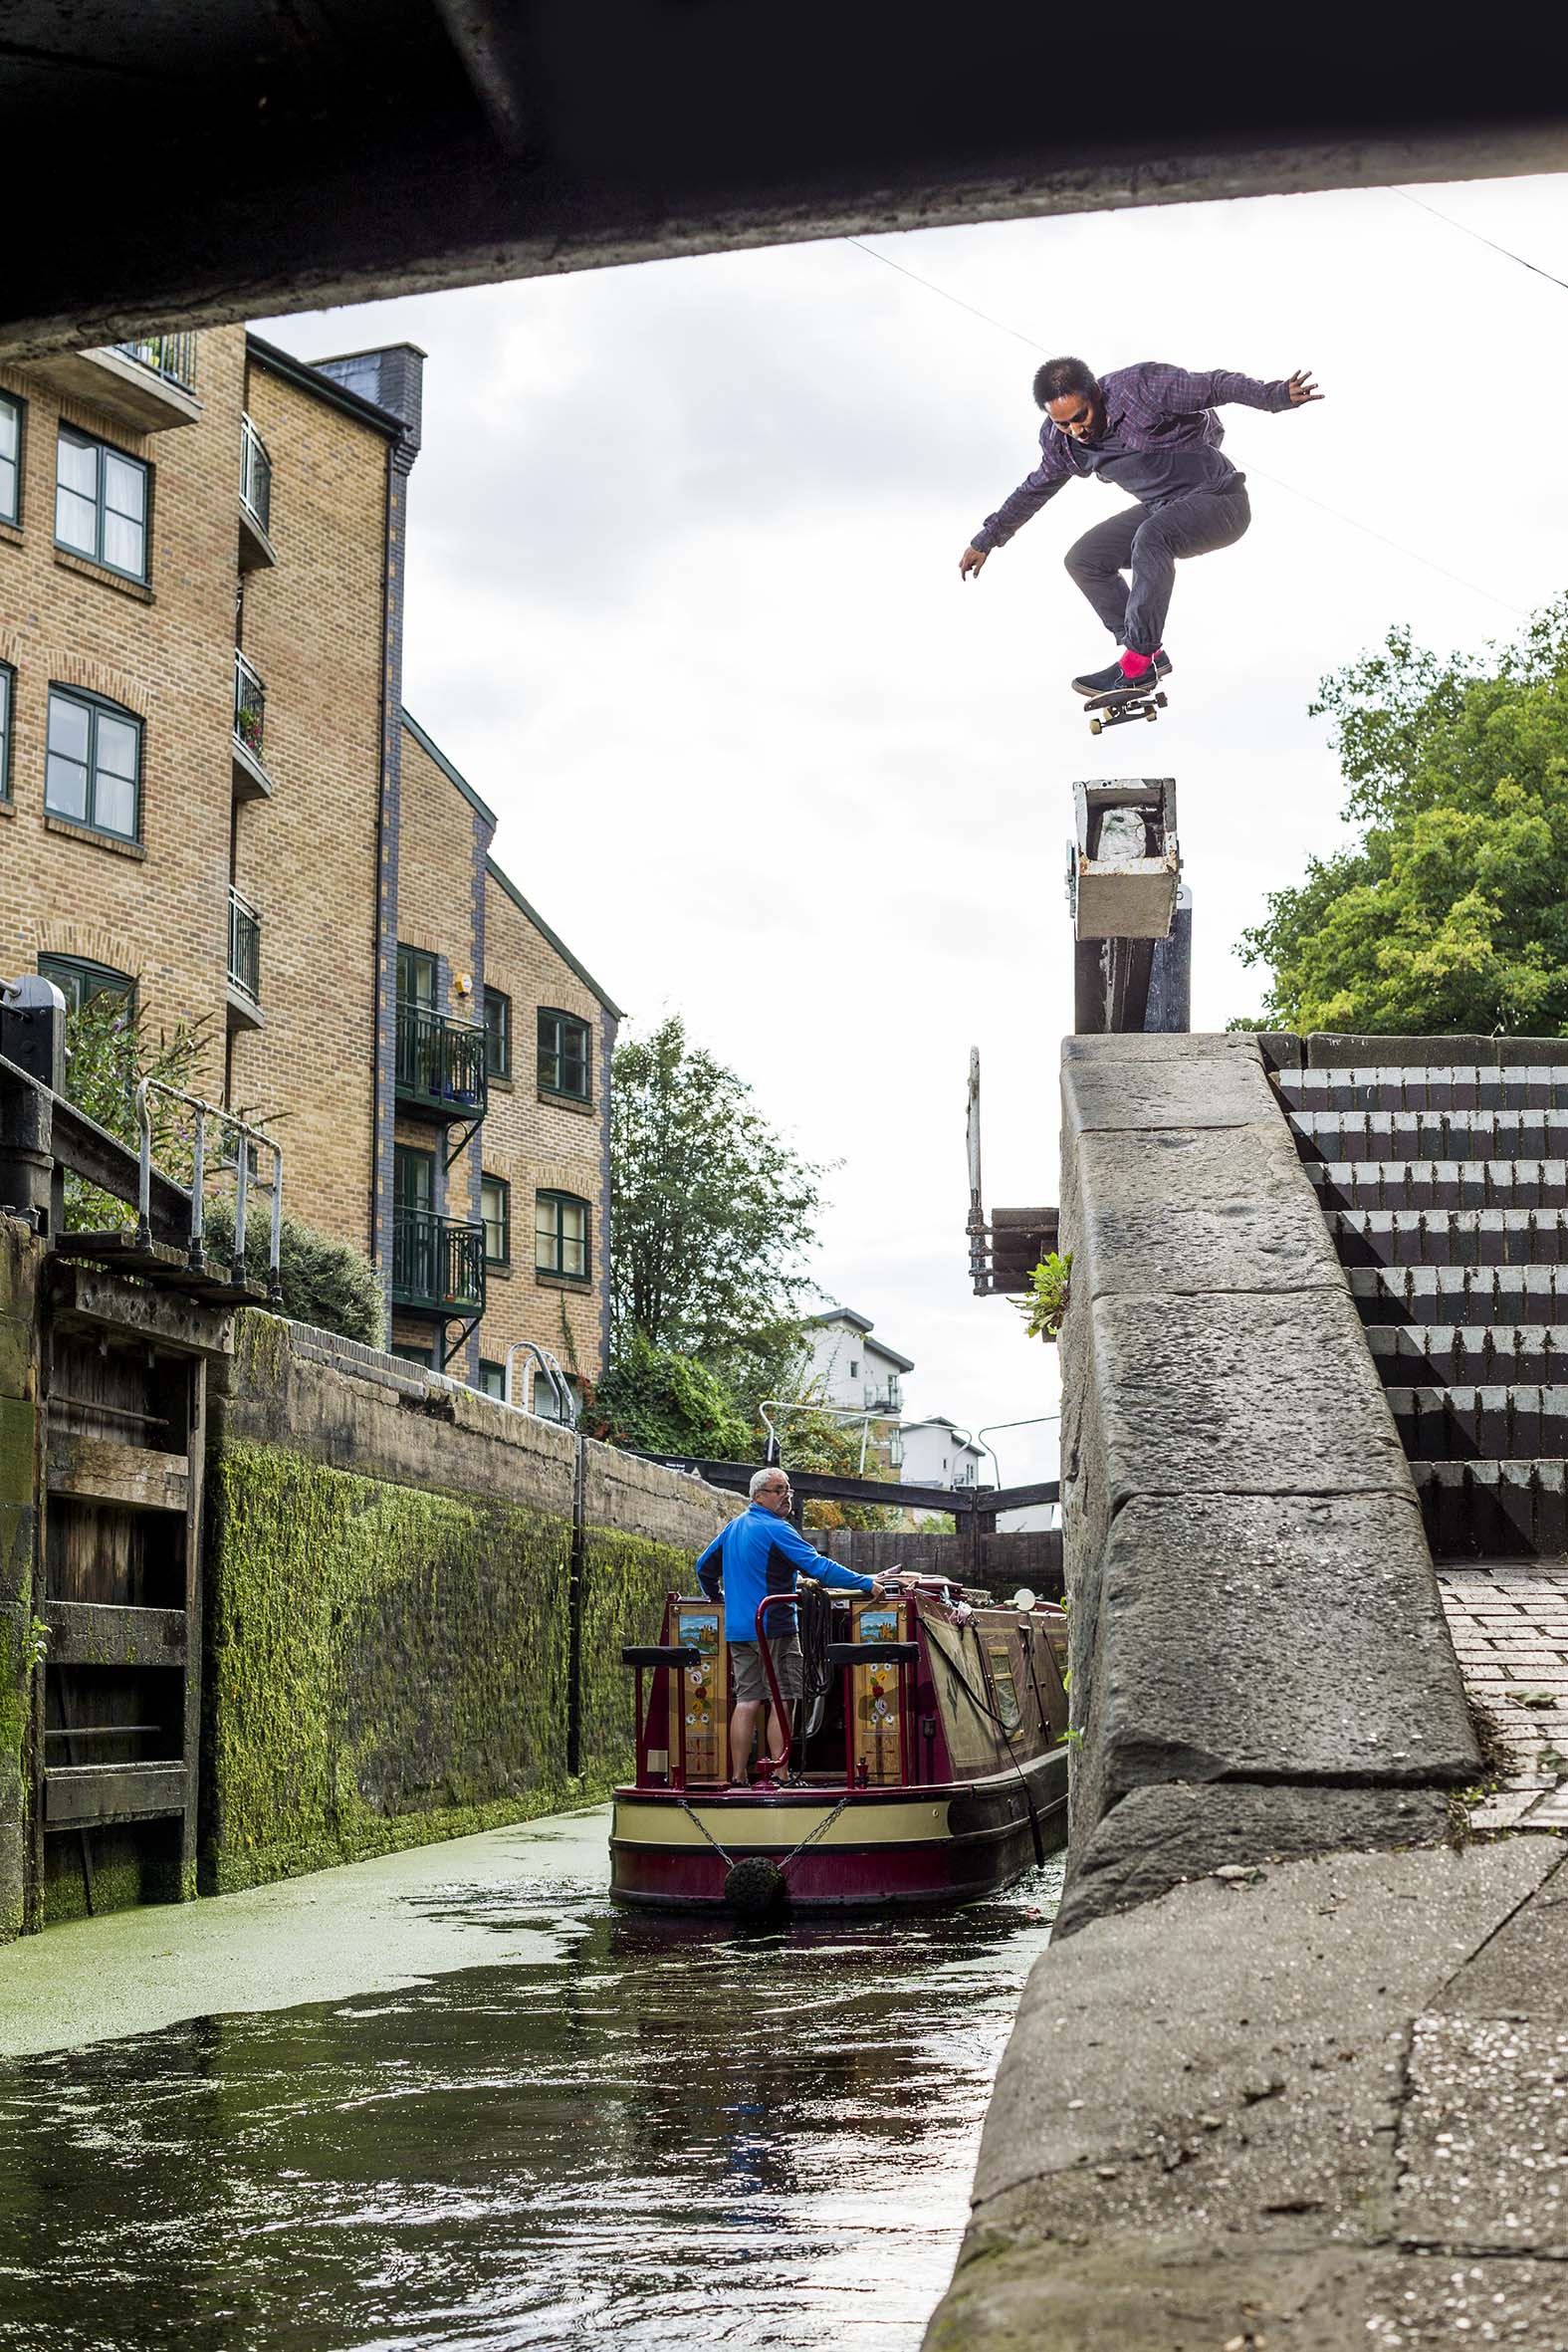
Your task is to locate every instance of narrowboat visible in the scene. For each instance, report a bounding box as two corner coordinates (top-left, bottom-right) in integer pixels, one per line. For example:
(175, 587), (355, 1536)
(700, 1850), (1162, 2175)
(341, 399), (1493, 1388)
(610, 1572), (1069, 1916)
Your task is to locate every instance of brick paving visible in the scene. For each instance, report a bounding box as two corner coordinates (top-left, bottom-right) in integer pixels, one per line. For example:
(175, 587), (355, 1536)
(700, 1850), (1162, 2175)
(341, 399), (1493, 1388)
(1438, 1559), (1568, 1830)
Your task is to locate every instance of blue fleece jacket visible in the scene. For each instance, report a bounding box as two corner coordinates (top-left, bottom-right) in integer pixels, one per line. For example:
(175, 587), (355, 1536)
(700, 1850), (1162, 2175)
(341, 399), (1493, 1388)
(695, 1504), (875, 1643)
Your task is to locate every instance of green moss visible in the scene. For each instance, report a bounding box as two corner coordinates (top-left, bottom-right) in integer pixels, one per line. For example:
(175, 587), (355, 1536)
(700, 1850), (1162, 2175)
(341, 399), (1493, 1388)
(576, 1528), (701, 1796)
(204, 1438), (574, 1892)
(232, 1308), (292, 1398)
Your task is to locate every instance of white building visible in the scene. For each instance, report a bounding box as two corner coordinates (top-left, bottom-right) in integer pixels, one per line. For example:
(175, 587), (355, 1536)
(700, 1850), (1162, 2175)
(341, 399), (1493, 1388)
(798, 1306), (914, 1469)
(900, 1416), (987, 1493)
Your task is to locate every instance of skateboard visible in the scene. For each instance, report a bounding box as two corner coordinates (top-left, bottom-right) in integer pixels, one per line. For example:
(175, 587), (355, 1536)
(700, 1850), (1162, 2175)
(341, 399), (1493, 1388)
(1082, 681), (1167, 735)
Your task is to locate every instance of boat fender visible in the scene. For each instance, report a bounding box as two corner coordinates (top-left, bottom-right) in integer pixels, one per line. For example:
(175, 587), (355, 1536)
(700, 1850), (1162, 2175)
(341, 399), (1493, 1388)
(725, 1854), (789, 1921)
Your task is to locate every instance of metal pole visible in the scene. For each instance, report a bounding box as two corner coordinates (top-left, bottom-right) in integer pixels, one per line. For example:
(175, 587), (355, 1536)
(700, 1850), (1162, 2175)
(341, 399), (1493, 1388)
(189, 1107), (206, 1268)
(268, 1140), (284, 1301)
(231, 1115), (249, 1283)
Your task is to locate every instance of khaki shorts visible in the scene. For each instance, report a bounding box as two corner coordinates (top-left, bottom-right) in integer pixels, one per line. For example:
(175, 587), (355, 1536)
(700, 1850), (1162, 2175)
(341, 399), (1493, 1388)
(731, 1634), (802, 1705)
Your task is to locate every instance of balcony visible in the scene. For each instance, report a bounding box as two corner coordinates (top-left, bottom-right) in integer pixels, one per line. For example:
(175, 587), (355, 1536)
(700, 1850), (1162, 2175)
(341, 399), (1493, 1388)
(395, 1003), (489, 1122)
(19, 332), (200, 433)
(232, 650), (271, 801)
(226, 885), (262, 1030)
(391, 1209), (486, 1318)
(238, 413), (276, 571)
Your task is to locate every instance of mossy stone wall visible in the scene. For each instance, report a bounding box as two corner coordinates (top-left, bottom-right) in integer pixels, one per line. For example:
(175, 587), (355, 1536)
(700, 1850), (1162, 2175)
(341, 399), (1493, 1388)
(204, 1314), (738, 1892)
(0, 1216), (43, 1945)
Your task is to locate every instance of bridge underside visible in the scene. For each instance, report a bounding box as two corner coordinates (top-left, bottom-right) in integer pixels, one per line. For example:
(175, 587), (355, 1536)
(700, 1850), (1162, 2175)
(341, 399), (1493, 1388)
(2, 5), (1566, 360)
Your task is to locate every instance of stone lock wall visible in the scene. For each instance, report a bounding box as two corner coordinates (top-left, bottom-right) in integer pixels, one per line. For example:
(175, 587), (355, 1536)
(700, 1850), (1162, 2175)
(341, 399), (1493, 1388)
(1054, 1033), (1478, 1937)
(203, 1311), (738, 1893)
(0, 1216), (43, 1942)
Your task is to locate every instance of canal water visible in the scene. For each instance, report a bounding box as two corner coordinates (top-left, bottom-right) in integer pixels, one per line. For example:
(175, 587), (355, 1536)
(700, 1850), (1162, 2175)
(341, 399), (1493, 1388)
(0, 1824), (1060, 2351)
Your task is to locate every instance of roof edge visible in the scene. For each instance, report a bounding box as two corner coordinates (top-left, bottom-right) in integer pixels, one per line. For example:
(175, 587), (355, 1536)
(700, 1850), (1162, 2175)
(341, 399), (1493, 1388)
(484, 854), (624, 1020)
(401, 709), (497, 827)
(245, 331), (405, 437)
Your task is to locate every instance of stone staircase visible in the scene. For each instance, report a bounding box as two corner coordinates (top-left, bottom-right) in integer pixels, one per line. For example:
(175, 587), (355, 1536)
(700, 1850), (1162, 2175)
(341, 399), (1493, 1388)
(1277, 1052), (1568, 1829)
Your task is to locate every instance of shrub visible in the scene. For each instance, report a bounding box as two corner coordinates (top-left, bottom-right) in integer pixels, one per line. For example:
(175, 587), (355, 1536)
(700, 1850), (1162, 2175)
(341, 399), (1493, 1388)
(202, 1199), (384, 1347)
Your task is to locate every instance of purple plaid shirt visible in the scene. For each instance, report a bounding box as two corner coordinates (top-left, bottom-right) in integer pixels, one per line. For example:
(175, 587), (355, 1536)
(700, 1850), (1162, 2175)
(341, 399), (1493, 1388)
(972, 362), (1294, 552)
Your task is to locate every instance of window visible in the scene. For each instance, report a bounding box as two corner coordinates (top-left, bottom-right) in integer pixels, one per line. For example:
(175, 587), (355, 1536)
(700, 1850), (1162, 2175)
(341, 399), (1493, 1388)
(56, 427), (149, 582)
(38, 955), (135, 1018)
(391, 1341), (434, 1369)
(0, 392), (21, 526)
(535, 1372), (579, 1425)
(536, 1190), (589, 1281)
(483, 987), (511, 1079)
(45, 687), (141, 839)
(396, 944), (436, 1008)
(394, 1143), (436, 1215)
(481, 1173), (511, 1266)
(477, 1359), (507, 1401)
(0, 663), (12, 800)
(538, 1008), (590, 1100)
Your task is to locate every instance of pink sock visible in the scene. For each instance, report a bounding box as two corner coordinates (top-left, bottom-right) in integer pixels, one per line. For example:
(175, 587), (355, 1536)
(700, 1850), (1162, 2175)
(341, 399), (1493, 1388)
(1120, 648), (1153, 680)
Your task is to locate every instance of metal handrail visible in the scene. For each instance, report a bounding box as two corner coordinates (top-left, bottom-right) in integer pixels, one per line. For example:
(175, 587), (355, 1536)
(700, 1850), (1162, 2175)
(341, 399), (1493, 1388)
(393, 1001), (488, 1112)
(227, 884), (261, 1004)
(239, 412), (272, 534)
(390, 1205), (485, 1312)
(135, 1076), (283, 1299)
(503, 1339), (576, 1424)
(759, 1396), (899, 1478)
(113, 333), (198, 393)
(233, 650), (265, 759)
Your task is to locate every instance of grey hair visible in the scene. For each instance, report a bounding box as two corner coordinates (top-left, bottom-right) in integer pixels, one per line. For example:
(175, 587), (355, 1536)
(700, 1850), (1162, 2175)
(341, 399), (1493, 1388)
(749, 1466), (785, 1499)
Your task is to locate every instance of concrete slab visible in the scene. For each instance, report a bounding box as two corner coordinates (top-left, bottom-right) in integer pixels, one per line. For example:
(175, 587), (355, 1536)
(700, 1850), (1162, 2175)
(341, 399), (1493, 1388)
(1090, 1495), (1477, 1799)
(925, 1839), (1565, 2352)
(1072, 1120), (1341, 1299)
(1055, 1780), (1459, 1939)
(1397, 2012), (1568, 2252)
(1061, 1034), (1276, 1134)
(0, 1803), (611, 2056)
(1091, 1289), (1416, 1507)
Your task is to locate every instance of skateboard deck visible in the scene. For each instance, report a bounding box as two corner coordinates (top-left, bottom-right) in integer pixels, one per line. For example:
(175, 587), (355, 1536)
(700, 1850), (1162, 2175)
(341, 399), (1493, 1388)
(1082, 682), (1167, 736)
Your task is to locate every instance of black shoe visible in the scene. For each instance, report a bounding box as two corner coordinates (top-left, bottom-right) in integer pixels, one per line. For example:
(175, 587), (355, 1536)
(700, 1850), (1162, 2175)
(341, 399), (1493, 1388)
(1072, 652), (1172, 699)
(1072, 658), (1131, 698)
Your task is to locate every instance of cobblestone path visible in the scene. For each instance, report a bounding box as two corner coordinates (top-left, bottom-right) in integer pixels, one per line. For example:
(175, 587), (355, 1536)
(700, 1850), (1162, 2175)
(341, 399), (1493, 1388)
(1438, 1559), (1568, 1831)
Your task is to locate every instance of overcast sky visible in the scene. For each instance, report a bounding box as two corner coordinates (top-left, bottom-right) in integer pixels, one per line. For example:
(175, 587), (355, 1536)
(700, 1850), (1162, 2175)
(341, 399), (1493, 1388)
(261, 170), (1568, 1489)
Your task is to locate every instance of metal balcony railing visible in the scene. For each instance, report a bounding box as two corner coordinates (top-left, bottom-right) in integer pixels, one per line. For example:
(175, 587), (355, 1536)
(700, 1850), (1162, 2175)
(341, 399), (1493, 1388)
(240, 413), (272, 536)
(234, 651), (265, 762)
(113, 333), (198, 393)
(391, 1208), (486, 1316)
(227, 886), (260, 1005)
(395, 1002), (489, 1119)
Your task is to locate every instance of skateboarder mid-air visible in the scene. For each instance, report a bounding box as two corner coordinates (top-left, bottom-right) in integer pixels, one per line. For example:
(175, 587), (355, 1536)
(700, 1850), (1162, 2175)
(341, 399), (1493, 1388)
(959, 357), (1323, 699)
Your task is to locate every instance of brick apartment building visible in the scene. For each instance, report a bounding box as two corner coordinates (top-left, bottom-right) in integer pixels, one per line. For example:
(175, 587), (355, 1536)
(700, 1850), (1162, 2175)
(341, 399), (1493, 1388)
(0, 326), (618, 1405)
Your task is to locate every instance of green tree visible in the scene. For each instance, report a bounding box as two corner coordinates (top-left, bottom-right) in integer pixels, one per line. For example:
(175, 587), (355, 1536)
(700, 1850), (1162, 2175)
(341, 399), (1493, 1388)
(1237, 599), (1568, 1035)
(610, 1014), (828, 1356)
(587, 1328), (752, 1459)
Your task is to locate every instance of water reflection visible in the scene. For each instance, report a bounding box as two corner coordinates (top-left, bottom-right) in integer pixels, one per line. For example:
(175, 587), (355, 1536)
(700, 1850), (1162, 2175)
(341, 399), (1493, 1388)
(0, 1863), (1060, 2351)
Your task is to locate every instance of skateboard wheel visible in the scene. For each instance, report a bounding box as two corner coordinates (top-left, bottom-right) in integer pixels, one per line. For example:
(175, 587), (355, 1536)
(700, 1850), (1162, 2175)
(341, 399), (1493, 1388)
(1089, 718), (1102, 736)
(1155, 692), (1168, 708)
(1145, 708), (1156, 722)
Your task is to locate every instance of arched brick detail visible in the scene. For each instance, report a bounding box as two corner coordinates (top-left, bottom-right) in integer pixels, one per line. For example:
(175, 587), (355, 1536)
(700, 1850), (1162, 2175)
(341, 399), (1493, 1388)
(47, 648), (157, 715)
(33, 920), (141, 978)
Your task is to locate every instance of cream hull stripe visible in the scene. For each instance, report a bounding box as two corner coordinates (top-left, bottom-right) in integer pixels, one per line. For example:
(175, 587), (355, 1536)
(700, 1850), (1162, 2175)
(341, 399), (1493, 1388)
(612, 1797), (953, 1851)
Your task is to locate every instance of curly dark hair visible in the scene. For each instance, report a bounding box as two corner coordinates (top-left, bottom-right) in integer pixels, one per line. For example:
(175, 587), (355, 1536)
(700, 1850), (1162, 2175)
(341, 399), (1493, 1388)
(1032, 356), (1098, 409)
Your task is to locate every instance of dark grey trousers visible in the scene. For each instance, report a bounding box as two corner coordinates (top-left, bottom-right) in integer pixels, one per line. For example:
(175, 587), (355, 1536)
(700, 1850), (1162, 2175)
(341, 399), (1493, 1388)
(1063, 481), (1252, 656)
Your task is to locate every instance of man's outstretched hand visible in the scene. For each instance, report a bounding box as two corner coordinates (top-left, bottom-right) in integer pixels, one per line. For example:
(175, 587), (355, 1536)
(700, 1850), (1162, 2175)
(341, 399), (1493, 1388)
(959, 545), (988, 581)
(1286, 369), (1323, 406)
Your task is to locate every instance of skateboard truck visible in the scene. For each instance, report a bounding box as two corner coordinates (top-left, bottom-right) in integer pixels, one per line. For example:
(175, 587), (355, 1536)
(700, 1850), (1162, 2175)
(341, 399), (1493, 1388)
(1083, 683), (1168, 736)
